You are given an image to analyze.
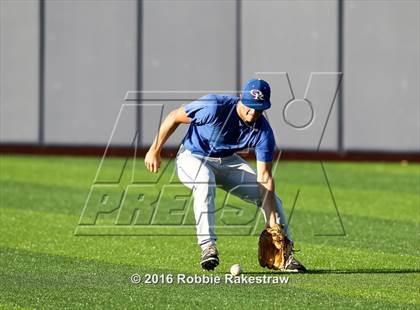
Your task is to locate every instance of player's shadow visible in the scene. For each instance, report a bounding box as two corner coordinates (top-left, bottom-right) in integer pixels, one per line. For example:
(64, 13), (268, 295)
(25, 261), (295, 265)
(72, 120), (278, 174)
(247, 268), (420, 275)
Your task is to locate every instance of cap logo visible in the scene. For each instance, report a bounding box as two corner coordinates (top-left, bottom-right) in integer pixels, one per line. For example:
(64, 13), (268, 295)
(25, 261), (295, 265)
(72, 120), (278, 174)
(250, 89), (264, 100)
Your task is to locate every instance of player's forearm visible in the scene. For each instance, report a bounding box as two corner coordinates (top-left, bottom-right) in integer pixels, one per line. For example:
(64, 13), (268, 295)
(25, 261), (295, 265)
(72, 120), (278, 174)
(258, 175), (277, 227)
(149, 110), (181, 153)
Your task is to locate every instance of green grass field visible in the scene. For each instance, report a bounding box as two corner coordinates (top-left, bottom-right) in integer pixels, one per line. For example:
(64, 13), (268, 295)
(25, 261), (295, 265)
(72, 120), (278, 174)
(0, 155), (419, 309)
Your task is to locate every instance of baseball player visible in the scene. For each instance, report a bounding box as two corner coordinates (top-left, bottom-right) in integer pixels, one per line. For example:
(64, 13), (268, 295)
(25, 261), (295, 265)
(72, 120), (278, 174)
(144, 79), (306, 272)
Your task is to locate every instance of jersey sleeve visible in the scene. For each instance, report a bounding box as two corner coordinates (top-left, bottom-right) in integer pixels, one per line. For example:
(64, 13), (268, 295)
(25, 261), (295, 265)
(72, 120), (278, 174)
(255, 125), (276, 162)
(183, 94), (218, 125)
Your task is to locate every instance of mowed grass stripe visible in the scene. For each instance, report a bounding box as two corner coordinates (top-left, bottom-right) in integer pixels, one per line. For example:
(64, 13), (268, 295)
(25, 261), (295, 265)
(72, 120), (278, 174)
(1, 178), (418, 222)
(1, 156), (419, 194)
(1, 207), (418, 273)
(2, 155), (418, 224)
(1, 199), (419, 258)
(1, 194), (419, 258)
(0, 180), (93, 216)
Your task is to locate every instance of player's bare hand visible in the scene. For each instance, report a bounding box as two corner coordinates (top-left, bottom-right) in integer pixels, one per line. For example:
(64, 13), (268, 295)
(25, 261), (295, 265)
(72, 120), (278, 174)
(144, 149), (161, 173)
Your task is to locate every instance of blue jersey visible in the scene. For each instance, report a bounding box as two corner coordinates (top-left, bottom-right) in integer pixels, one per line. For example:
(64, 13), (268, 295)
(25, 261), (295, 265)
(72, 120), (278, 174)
(182, 94), (275, 162)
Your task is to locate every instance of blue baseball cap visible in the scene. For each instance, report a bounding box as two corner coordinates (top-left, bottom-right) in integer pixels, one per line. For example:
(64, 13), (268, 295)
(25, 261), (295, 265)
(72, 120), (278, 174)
(241, 78), (271, 110)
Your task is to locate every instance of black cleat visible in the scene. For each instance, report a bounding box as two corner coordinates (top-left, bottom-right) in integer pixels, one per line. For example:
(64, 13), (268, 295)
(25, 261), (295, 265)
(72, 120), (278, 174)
(282, 255), (307, 273)
(200, 245), (219, 271)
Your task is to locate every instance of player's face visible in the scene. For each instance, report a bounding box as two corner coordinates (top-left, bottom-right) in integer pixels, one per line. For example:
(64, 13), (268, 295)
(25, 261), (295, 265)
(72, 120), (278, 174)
(239, 103), (263, 123)
(245, 108), (262, 122)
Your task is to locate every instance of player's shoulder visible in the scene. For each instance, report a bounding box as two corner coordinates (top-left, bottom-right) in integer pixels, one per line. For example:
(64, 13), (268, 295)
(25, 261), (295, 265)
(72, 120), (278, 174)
(257, 114), (274, 134)
(255, 114), (275, 148)
(257, 114), (274, 140)
(213, 93), (239, 101)
(206, 94), (239, 104)
(203, 93), (239, 113)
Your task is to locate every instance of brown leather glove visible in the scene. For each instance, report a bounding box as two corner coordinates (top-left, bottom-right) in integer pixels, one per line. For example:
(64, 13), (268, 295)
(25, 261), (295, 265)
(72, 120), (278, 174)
(258, 224), (293, 270)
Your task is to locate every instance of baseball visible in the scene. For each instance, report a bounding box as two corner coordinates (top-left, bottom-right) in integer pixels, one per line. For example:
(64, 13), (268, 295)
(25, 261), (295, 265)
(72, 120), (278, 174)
(230, 264), (242, 276)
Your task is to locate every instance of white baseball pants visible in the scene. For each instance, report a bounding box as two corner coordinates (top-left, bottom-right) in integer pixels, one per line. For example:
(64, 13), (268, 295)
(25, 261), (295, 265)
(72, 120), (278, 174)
(175, 145), (290, 249)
